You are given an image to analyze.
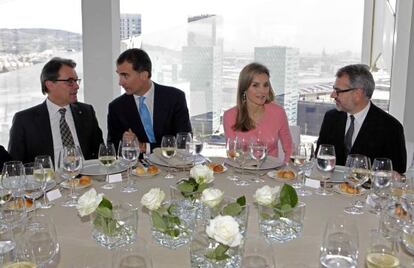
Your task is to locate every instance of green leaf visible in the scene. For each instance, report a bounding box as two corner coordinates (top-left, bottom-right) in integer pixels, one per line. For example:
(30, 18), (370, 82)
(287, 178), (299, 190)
(165, 228), (180, 237)
(236, 196), (246, 206)
(177, 181), (196, 193)
(196, 183), (208, 193)
(165, 215), (181, 226)
(152, 211), (167, 232)
(222, 203), (242, 216)
(279, 184), (298, 208)
(260, 212), (271, 220)
(95, 206), (113, 218)
(99, 197), (112, 210)
(206, 244), (230, 261)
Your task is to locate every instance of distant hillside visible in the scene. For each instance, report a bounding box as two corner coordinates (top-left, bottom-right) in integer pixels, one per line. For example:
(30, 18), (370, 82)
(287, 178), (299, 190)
(0, 28), (82, 54)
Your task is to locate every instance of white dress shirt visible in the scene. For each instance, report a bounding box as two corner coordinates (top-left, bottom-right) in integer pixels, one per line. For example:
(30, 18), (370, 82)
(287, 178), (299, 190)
(46, 98), (81, 165)
(345, 101), (371, 146)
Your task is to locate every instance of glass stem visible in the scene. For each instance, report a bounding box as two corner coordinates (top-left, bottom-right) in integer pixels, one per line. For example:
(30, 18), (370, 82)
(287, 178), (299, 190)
(70, 177), (75, 199)
(43, 189), (48, 206)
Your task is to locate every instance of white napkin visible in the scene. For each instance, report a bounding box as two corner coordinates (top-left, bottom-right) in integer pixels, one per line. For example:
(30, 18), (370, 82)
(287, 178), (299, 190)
(151, 148), (193, 167)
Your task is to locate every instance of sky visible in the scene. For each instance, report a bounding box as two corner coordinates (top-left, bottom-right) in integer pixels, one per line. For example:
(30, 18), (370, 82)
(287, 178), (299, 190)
(0, 0), (364, 54)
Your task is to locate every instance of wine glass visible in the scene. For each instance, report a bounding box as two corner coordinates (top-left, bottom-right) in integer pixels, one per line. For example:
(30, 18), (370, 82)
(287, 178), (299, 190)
(59, 146), (83, 207)
(119, 138), (139, 193)
(320, 217), (359, 267)
(371, 158), (393, 213)
(23, 163), (41, 210)
(112, 237), (153, 268)
(235, 137), (249, 186)
(343, 154), (371, 214)
(249, 139), (267, 183)
(26, 213), (59, 267)
(98, 142), (117, 190)
(293, 142), (314, 196)
(226, 137), (240, 182)
(191, 134), (204, 163)
(316, 144), (336, 196)
(160, 135), (177, 179)
(34, 155), (55, 209)
(366, 229), (400, 268)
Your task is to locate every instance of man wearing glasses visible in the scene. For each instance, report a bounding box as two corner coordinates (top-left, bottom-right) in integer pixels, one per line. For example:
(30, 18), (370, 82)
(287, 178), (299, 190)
(8, 57), (103, 165)
(316, 64), (407, 173)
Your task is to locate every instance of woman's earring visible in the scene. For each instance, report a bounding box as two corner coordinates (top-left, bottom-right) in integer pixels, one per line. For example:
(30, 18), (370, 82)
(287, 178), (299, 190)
(242, 92), (247, 102)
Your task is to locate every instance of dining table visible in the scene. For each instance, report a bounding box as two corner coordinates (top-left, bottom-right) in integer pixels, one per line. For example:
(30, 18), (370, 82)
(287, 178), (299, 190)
(23, 157), (414, 268)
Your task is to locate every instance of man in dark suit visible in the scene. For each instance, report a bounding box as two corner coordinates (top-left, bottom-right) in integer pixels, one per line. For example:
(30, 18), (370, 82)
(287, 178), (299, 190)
(8, 57), (103, 165)
(107, 48), (192, 152)
(317, 64), (406, 173)
(0, 145), (12, 170)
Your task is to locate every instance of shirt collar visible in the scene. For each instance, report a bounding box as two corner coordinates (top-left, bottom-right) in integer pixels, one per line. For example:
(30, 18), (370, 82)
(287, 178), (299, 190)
(348, 101), (370, 122)
(46, 98), (70, 116)
(134, 80), (154, 100)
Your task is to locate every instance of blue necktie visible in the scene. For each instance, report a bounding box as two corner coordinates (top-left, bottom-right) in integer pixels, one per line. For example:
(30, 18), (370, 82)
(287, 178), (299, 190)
(138, 96), (156, 143)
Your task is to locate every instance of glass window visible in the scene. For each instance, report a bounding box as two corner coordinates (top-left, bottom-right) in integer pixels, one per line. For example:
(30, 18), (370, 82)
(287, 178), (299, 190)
(0, 0), (82, 147)
(120, 0), (365, 151)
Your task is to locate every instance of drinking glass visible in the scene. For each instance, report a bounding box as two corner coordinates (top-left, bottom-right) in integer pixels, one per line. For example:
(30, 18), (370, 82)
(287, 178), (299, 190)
(235, 137), (249, 186)
(366, 229), (400, 268)
(34, 155), (55, 209)
(249, 139), (267, 183)
(343, 154), (371, 215)
(371, 158), (393, 213)
(177, 132), (192, 162)
(226, 137), (240, 182)
(26, 213), (59, 267)
(98, 142), (117, 190)
(243, 235), (275, 268)
(320, 217), (359, 268)
(292, 142), (314, 196)
(160, 135), (177, 179)
(112, 238), (152, 268)
(316, 144), (336, 196)
(119, 138), (139, 193)
(1, 161), (26, 198)
(59, 146), (83, 207)
(23, 163), (41, 209)
(192, 134), (204, 161)
(0, 225), (36, 268)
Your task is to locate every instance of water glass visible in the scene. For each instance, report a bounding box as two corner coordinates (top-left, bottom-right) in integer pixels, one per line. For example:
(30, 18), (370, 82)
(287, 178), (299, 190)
(92, 203), (138, 250)
(1, 161), (26, 198)
(23, 163), (41, 208)
(160, 135), (177, 179)
(249, 140), (267, 183)
(0, 225), (36, 267)
(235, 137), (249, 186)
(371, 158), (394, 213)
(366, 229), (400, 268)
(316, 144), (336, 196)
(34, 155), (55, 209)
(119, 138), (139, 193)
(177, 132), (192, 161)
(112, 238), (152, 268)
(58, 146), (83, 207)
(151, 200), (197, 249)
(319, 217), (359, 268)
(258, 202), (305, 243)
(98, 142), (117, 190)
(226, 137), (240, 182)
(292, 142), (314, 196)
(242, 235), (275, 268)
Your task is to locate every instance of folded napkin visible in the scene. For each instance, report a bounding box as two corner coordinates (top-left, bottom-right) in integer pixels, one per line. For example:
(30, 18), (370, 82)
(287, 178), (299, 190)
(150, 148), (193, 167)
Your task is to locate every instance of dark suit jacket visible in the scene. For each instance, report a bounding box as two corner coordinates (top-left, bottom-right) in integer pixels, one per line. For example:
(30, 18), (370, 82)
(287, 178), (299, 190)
(0, 145), (12, 170)
(8, 101), (103, 164)
(317, 102), (407, 173)
(107, 82), (192, 151)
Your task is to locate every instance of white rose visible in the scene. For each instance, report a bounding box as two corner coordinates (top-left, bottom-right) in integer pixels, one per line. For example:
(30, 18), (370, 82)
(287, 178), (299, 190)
(206, 215), (242, 247)
(201, 188), (224, 208)
(190, 164), (214, 184)
(141, 188), (165, 211)
(76, 188), (103, 217)
(253, 185), (280, 206)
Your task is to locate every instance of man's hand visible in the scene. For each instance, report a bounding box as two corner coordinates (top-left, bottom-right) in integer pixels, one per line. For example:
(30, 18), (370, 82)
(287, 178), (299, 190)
(122, 129), (147, 153)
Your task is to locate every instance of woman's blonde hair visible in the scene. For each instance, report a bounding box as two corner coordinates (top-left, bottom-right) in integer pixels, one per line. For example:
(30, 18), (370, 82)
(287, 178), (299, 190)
(232, 62), (275, 132)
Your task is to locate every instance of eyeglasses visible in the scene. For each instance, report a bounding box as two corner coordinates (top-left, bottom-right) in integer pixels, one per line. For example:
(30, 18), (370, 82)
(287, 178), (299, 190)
(332, 86), (357, 94)
(52, 78), (82, 86)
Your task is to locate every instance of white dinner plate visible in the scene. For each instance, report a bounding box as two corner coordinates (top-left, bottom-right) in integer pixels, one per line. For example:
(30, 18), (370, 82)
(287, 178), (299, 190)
(81, 159), (129, 176)
(148, 153), (205, 168)
(225, 156), (284, 170)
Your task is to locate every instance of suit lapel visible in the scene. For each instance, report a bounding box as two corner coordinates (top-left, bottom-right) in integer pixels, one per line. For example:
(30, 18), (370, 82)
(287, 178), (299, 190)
(36, 102), (54, 159)
(352, 103), (376, 150)
(126, 95), (148, 142)
(71, 103), (87, 151)
(152, 83), (165, 141)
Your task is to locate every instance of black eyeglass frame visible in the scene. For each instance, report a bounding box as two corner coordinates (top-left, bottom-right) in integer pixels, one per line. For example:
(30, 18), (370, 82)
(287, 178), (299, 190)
(52, 78), (82, 85)
(332, 86), (358, 94)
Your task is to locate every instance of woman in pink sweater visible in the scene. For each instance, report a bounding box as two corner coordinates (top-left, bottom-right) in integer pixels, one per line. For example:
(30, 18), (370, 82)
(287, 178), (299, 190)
(223, 63), (292, 162)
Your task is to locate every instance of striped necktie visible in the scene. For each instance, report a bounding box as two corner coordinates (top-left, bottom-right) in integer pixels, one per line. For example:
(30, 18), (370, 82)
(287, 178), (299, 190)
(344, 114), (355, 156)
(59, 108), (75, 147)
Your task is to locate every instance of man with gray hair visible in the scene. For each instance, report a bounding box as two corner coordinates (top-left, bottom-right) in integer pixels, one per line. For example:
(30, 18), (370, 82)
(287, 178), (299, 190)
(8, 57), (103, 165)
(316, 64), (406, 173)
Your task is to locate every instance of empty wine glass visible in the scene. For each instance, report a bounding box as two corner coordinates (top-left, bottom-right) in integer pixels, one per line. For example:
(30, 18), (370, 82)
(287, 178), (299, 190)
(316, 144), (336, 196)
(344, 154), (371, 215)
(34, 155), (55, 209)
(98, 142), (117, 190)
(160, 135), (177, 179)
(59, 146), (83, 207)
(176, 132), (192, 161)
(23, 163), (41, 209)
(1, 161), (26, 199)
(119, 138), (139, 193)
(235, 137), (249, 186)
(191, 134), (204, 164)
(226, 137), (240, 182)
(371, 158), (393, 214)
(249, 139), (267, 183)
(293, 142), (314, 196)
(320, 217), (359, 268)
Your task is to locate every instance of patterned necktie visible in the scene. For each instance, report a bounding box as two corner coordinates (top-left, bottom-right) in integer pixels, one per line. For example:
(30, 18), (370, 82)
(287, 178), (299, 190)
(59, 108), (75, 147)
(138, 96), (156, 143)
(344, 114), (355, 156)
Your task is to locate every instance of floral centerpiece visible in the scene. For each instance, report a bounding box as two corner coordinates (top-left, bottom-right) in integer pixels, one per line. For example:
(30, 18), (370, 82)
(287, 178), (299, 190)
(141, 188), (197, 249)
(77, 188), (137, 249)
(190, 215), (243, 267)
(175, 164), (215, 199)
(254, 184), (305, 243)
